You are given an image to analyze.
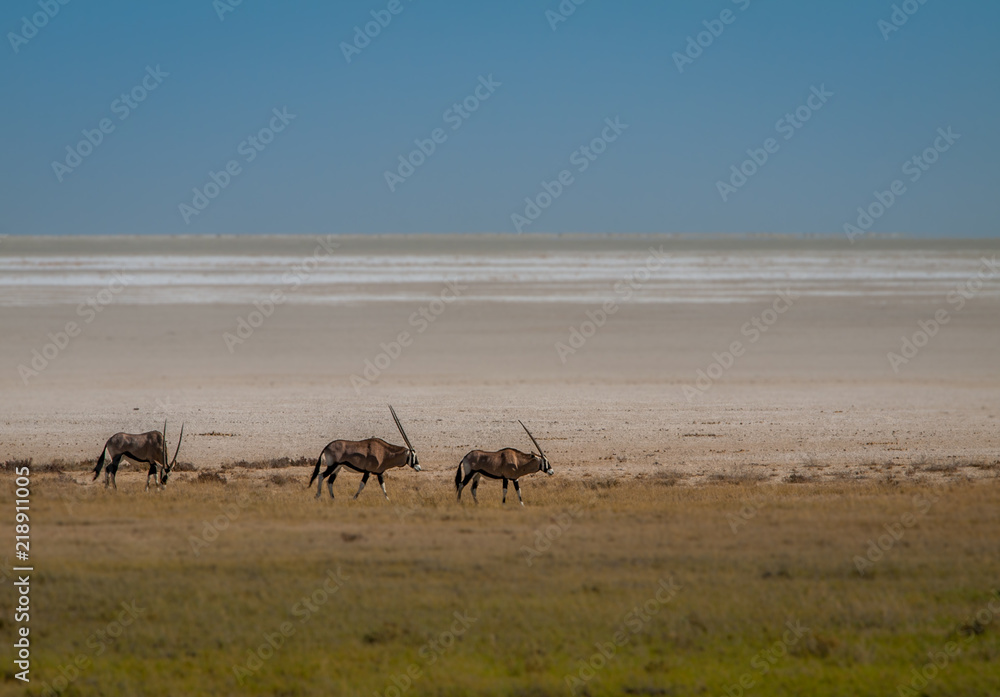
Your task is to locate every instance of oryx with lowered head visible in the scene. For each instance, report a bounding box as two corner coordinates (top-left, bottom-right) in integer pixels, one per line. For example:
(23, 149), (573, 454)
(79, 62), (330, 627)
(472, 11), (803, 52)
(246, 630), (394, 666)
(93, 421), (185, 491)
(308, 405), (420, 500)
(455, 420), (553, 506)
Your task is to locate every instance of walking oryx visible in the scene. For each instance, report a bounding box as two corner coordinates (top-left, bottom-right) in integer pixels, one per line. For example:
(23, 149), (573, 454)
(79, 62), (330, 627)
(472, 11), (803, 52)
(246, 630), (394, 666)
(93, 422), (185, 491)
(308, 406), (421, 500)
(455, 420), (553, 506)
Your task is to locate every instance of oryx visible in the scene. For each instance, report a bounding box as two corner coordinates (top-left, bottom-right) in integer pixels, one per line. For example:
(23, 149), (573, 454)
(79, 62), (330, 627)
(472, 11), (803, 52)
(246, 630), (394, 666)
(308, 406), (420, 500)
(93, 421), (185, 491)
(455, 420), (553, 506)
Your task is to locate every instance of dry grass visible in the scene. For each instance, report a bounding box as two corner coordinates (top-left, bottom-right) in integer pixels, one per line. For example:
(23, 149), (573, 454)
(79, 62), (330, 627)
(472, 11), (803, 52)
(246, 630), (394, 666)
(222, 456), (314, 471)
(709, 465), (771, 485)
(3, 472), (999, 696)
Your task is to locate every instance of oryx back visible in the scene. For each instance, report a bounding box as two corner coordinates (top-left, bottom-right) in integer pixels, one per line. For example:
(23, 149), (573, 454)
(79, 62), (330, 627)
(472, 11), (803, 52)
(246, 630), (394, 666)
(324, 438), (408, 475)
(464, 448), (538, 479)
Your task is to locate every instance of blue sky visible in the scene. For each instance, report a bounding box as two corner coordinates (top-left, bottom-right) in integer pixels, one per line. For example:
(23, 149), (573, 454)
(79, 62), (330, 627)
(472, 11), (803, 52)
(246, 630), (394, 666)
(1, 0), (997, 236)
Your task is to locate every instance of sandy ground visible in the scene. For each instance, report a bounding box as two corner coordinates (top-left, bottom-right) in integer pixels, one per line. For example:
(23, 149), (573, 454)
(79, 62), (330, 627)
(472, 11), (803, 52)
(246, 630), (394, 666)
(2, 236), (998, 487)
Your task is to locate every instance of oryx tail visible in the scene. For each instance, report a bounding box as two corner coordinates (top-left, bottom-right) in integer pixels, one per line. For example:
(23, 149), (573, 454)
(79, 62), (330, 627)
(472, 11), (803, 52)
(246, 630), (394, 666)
(93, 447), (107, 480)
(309, 451), (326, 488)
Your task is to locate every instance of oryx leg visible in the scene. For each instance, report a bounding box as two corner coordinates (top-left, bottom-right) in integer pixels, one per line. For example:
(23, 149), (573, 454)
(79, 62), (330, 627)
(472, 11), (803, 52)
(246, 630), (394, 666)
(471, 473), (481, 504)
(108, 455), (123, 490)
(513, 479), (524, 506)
(502, 477), (508, 505)
(458, 471), (476, 502)
(353, 472), (371, 500)
(145, 463), (160, 492)
(315, 462), (337, 499)
(376, 474), (389, 500)
(326, 465), (342, 499)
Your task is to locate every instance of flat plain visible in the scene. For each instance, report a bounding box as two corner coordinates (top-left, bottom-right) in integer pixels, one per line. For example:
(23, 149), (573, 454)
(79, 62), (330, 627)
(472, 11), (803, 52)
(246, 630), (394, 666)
(1, 235), (998, 695)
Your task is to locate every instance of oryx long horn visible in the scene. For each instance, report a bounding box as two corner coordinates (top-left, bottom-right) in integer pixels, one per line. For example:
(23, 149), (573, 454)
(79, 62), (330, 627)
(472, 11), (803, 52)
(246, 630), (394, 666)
(518, 420), (545, 460)
(162, 420), (169, 468)
(171, 423), (185, 467)
(389, 405), (413, 450)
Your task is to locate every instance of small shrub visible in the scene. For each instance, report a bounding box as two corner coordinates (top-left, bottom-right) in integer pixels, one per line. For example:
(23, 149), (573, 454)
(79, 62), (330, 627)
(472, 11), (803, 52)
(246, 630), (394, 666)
(269, 473), (295, 486)
(195, 471), (227, 485)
